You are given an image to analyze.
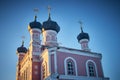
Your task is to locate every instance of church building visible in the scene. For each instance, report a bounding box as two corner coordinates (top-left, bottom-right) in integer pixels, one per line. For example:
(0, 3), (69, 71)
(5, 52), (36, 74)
(16, 9), (109, 80)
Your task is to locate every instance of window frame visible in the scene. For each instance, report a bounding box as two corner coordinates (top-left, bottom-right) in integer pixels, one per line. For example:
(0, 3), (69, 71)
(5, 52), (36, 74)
(67, 60), (74, 75)
(86, 60), (98, 77)
(64, 57), (78, 76)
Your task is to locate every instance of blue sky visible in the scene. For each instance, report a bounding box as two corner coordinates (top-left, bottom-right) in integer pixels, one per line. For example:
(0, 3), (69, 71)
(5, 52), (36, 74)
(0, 0), (120, 80)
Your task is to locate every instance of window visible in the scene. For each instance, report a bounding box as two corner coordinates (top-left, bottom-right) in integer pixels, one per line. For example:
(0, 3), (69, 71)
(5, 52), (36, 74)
(86, 60), (98, 77)
(67, 61), (74, 75)
(64, 57), (78, 76)
(88, 63), (95, 76)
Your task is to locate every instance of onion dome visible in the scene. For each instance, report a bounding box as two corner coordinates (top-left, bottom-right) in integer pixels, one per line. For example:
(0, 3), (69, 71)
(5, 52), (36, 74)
(28, 16), (42, 31)
(77, 26), (90, 42)
(42, 15), (60, 33)
(17, 41), (27, 53)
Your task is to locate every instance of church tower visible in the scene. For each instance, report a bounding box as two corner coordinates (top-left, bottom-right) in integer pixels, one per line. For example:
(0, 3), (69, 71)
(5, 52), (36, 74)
(42, 6), (60, 47)
(28, 15), (42, 55)
(77, 21), (90, 51)
(16, 41), (27, 80)
(28, 15), (42, 80)
(16, 15), (42, 80)
(40, 7), (60, 80)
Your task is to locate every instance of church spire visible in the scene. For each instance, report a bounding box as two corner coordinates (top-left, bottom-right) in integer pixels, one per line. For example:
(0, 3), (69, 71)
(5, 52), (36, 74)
(42, 6), (60, 46)
(28, 8), (42, 56)
(28, 8), (42, 31)
(77, 21), (90, 51)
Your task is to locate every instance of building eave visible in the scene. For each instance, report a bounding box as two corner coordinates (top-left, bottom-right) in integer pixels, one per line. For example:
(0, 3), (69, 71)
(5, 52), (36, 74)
(56, 46), (102, 59)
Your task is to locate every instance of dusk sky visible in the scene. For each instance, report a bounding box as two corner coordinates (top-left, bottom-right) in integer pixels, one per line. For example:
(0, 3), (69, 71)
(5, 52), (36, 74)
(0, 0), (120, 80)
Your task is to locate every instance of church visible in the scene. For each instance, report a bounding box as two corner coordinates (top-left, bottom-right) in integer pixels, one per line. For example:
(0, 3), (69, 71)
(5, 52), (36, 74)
(16, 8), (109, 80)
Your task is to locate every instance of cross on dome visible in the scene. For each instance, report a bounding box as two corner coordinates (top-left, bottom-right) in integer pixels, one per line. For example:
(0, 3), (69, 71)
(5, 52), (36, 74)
(47, 6), (51, 20)
(21, 36), (25, 46)
(34, 8), (39, 21)
(79, 21), (83, 33)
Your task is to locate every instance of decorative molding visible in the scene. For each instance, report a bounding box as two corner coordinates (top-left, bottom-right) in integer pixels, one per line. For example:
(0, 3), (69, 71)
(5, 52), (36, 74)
(57, 47), (102, 59)
(79, 39), (89, 43)
(29, 28), (41, 33)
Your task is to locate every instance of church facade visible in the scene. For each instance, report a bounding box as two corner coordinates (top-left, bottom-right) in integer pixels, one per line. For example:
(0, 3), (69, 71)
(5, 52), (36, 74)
(16, 11), (109, 80)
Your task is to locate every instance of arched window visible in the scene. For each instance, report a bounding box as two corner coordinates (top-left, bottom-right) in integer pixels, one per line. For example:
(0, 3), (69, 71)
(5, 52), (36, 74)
(86, 60), (98, 77)
(64, 57), (78, 76)
(88, 62), (95, 76)
(67, 60), (74, 75)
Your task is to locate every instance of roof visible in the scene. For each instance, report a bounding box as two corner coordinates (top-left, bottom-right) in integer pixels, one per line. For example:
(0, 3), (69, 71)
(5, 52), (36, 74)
(17, 45), (27, 53)
(77, 32), (90, 42)
(40, 45), (102, 59)
(28, 16), (42, 31)
(42, 16), (60, 33)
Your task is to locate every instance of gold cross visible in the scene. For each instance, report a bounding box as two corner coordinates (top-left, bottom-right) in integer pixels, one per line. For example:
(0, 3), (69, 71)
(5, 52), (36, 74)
(34, 8), (39, 21)
(21, 36), (25, 46)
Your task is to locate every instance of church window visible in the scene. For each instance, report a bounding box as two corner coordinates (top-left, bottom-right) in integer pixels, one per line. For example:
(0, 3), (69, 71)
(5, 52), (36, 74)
(86, 60), (98, 77)
(88, 63), (95, 76)
(67, 61), (74, 75)
(64, 57), (78, 76)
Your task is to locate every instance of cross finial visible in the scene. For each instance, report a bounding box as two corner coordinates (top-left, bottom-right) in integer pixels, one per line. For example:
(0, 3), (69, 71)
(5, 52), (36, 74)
(47, 5), (51, 20)
(21, 36), (25, 47)
(79, 21), (83, 33)
(34, 8), (39, 21)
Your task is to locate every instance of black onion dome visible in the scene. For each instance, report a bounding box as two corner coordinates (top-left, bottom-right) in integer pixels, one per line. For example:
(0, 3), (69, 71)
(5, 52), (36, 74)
(17, 42), (27, 53)
(42, 16), (60, 33)
(77, 32), (90, 41)
(77, 28), (90, 42)
(28, 16), (42, 30)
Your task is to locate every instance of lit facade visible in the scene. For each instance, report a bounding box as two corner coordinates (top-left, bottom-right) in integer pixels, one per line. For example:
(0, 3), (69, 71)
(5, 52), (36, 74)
(16, 12), (109, 80)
